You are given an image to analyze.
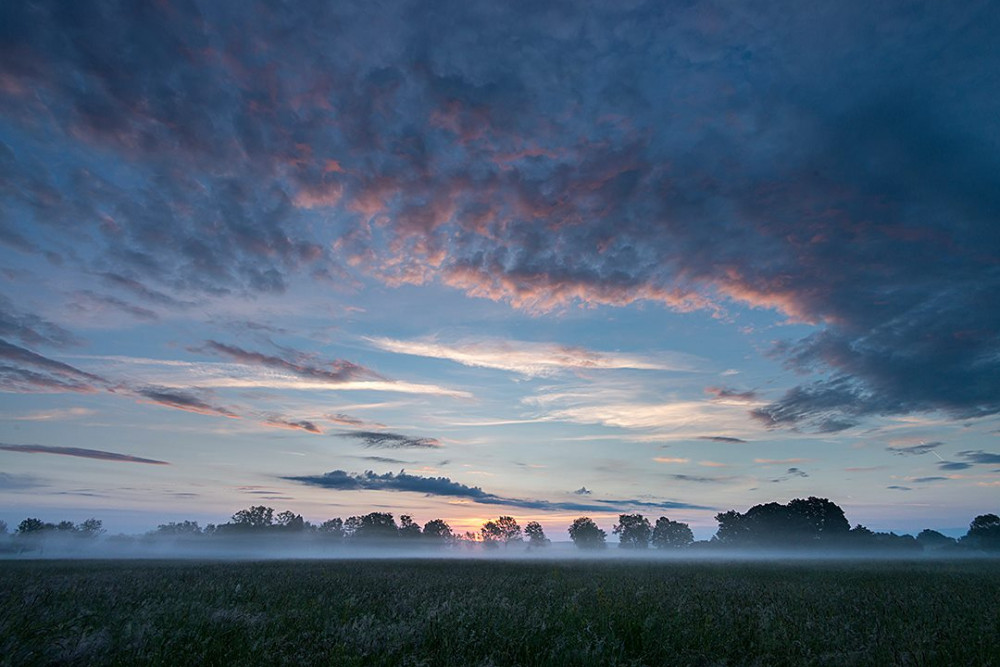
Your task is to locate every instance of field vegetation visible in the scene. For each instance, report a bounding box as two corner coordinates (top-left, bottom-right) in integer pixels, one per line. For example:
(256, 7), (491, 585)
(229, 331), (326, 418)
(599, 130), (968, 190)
(2, 558), (998, 666)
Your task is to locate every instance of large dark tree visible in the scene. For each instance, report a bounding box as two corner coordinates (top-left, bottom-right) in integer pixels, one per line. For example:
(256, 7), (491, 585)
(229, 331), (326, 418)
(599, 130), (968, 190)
(524, 521), (549, 548)
(964, 513), (1000, 550)
(349, 512), (398, 541)
(422, 519), (453, 543)
(568, 517), (606, 549)
(714, 498), (850, 547)
(231, 506), (275, 529)
(651, 517), (693, 549)
(613, 514), (652, 549)
(399, 515), (421, 539)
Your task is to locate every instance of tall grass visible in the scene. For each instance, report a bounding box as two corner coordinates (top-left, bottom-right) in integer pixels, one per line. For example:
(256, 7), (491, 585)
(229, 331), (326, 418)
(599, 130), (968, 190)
(1, 559), (998, 665)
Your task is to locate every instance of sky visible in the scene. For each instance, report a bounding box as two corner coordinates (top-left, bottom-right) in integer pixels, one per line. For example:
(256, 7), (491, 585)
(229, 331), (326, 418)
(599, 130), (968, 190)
(1, 1), (999, 540)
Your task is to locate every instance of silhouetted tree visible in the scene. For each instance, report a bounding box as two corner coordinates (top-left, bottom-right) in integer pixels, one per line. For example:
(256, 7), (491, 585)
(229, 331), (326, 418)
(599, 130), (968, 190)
(153, 521), (202, 536)
(350, 512), (398, 541)
(964, 513), (1000, 550)
(651, 517), (693, 549)
(614, 514), (652, 549)
(275, 511), (305, 531)
(496, 516), (522, 545)
(422, 519), (453, 543)
(480, 519), (503, 549)
(232, 506), (274, 529)
(524, 521), (550, 548)
(568, 517), (606, 549)
(319, 518), (344, 539)
(16, 518), (50, 534)
(714, 498), (850, 547)
(77, 518), (104, 537)
(399, 515), (421, 539)
(56, 520), (76, 532)
(916, 529), (956, 550)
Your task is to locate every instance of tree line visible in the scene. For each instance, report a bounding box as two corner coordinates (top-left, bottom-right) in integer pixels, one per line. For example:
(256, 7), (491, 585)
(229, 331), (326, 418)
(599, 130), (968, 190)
(3, 498), (999, 553)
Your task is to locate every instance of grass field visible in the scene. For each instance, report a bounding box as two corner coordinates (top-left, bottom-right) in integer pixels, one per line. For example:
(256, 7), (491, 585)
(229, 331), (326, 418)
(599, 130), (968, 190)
(2, 558), (999, 666)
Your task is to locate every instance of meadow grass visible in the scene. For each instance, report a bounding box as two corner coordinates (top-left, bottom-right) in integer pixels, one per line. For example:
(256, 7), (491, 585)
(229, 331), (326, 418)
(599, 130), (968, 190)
(1, 558), (998, 666)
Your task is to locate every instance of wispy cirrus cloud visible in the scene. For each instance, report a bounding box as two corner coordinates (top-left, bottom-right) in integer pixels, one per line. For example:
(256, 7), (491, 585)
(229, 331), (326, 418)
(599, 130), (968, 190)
(135, 386), (237, 419)
(284, 469), (708, 512)
(887, 441), (945, 456)
(261, 417), (322, 434)
(0, 339), (108, 393)
(199, 340), (379, 384)
(75, 355), (472, 398)
(337, 431), (441, 449)
(366, 336), (698, 377)
(0, 442), (168, 465)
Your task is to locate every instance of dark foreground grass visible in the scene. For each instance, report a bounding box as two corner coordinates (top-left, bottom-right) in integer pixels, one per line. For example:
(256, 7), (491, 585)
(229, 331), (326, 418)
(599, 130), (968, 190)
(1, 558), (999, 666)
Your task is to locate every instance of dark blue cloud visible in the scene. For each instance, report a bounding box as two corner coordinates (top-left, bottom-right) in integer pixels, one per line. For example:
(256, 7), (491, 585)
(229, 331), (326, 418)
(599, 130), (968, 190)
(0, 339), (107, 392)
(2, 1), (998, 429)
(284, 469), (707, 512)
(0, 442), (168, 465)
(337, 431), (441, 449)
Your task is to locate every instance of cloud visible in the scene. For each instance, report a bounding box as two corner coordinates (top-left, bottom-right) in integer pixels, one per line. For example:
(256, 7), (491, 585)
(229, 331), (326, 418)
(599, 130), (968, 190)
(8, 407), (95, 421)
(937, 461), (972, 471)
(887, 485), (912, 491)
(957, 450), (1000, 465)
(199, 341), (379, 384)
(359, 456), (409, 464)
(0, 442), (168, 465)
(76, 354), (471, 398)
(0, 472), (42, 490)
(135, 386), (237, 418)
(705, 387), (758, 403)
(262, 417), (322, 434)
(770, 467), (809, 483)
(68, 290), (158, 321)
(326, 413), (385, 429)
(911, 477), (949, 483)
(697, 436), (748, 444)
(0, 294), (80, 348)
(668, 474), (733, 484)
(366, 336), (695, 376)
(0, 339), (107, 393)
(754, 458), (809, 465)
(3, 1), (998, 429)
(887, 441), (945, 456)
(573, 486), (592, 495)
(654, 457), (690, 464)
(337, 431), (441, 449)
(284, 469), (707, 512)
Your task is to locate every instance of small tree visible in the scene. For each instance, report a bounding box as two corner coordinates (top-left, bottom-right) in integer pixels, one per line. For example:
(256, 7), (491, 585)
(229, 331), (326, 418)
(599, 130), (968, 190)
(422, 519), (453, 544)
(275, 511), (305, 531)
(524, 521), (550, 548)
(153, 521), (202, 536)
(350, 512), (398, 541)
(568, 517), (606, 549)
(232, 506), (274, 529)
(77, 518), (104, 537)
(399, 515), (422, 539)
(916, 529), (956, 550)
(319, 518), (345, 539)
(964, 513), (1000, 550)
(496, 516), (522, 546)
(614, 514), (652, 549)
(651, 517), (693, 549)
(480, 519), (503, 549)
(17, 518), (50, 534)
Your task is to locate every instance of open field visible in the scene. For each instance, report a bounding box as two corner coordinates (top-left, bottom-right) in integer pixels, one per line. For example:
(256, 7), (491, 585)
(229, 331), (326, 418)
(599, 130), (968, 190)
(2, 559), (999, 666)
